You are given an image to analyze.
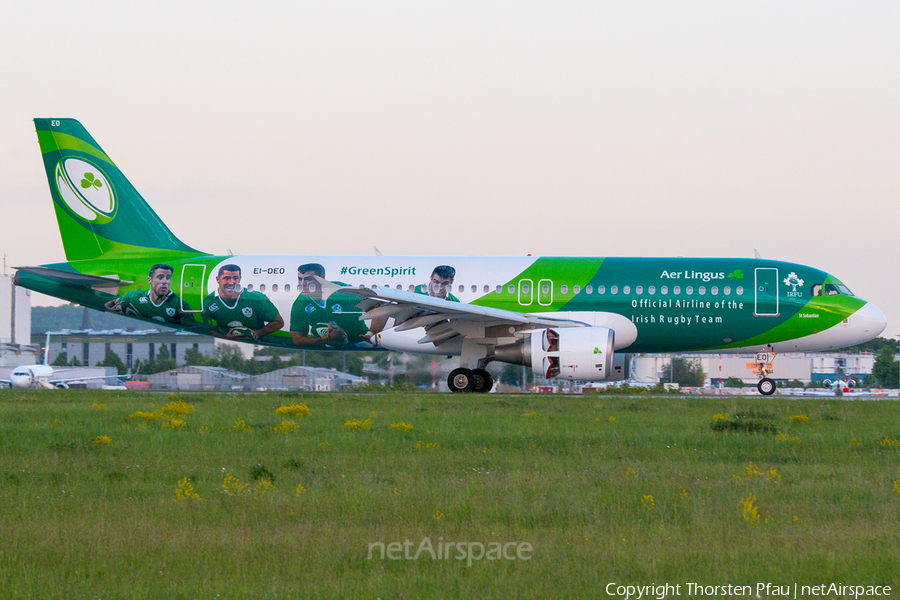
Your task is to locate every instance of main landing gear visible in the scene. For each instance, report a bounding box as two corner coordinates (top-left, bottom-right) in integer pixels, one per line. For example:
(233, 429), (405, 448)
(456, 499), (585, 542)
(448, 368), (494, 393)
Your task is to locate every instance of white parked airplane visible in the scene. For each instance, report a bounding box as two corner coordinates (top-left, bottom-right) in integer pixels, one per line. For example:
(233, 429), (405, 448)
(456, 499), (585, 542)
(1, 333), (116, 389)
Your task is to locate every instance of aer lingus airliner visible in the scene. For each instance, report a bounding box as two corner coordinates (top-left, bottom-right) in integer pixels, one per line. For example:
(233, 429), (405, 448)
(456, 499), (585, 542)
(13, 119), (887, 394)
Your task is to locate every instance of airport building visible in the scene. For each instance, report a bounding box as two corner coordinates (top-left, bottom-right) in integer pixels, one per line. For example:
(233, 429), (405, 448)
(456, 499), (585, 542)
(35, 329), (215, 369)
(146, 365), (366, 391)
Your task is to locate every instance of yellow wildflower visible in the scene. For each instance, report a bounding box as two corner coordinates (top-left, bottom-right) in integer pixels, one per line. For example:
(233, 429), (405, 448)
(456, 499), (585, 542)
(275, 403), (311, 418)
(742, 494), (760, 523)
(231, 418), (251, 433)
(91, 403), (107, 411)
(222, 473), (249, 496)
(160, 401), (194, 415)
(295, 483), (306, 496)
(272, 420), (298, 434)
(790, 415), (809, 423)
(127, 410), (163, 420)
(92, 435), (112, 445)
(175, 477), (201, 501)
(641, 494), (655, 511)
(344, 418), (372, 432)
(433, 509), (445, 520)
(391, 422), (413, 433)
(712, 413), (729, 421)
(255, 478), (275, 495)
(162, 418), (186, 429)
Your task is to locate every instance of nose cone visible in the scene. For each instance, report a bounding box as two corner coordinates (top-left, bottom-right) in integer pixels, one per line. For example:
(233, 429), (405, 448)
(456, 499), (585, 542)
(853, 302), (887, 341)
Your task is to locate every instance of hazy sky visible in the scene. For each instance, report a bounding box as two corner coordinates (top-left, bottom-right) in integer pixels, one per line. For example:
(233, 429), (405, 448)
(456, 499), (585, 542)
(2, 1), (898, 337)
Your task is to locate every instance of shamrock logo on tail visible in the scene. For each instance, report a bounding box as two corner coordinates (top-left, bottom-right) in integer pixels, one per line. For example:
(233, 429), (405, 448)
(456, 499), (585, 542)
(80, 172), (103, 190)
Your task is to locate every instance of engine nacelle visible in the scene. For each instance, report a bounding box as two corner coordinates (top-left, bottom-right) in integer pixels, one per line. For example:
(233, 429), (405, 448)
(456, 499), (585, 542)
(494, 327), (625, 382)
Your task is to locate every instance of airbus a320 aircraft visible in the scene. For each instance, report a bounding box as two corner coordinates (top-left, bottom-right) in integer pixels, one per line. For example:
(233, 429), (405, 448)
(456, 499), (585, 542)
(13, 119), (887, 394)
(1, 333), (115, 389)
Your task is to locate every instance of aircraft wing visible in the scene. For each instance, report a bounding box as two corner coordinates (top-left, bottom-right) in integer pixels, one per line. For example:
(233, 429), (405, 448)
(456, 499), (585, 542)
(326, 280), (587, 347)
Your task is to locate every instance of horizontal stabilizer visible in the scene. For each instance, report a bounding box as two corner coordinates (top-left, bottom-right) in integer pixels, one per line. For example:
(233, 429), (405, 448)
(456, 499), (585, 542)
(14, 266), (133, 293)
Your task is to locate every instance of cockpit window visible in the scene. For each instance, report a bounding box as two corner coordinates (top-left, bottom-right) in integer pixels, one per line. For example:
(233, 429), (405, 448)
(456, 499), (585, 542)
(836, 285), (855, 296)
(812, 283), (849, 297)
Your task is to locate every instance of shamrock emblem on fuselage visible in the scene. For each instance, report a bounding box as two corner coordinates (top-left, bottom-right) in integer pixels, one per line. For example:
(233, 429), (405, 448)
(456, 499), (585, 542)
(81, 172), (103, 190)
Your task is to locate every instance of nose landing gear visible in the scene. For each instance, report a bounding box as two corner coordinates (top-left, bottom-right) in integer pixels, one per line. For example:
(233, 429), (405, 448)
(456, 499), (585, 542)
(754, 351), (777, 396)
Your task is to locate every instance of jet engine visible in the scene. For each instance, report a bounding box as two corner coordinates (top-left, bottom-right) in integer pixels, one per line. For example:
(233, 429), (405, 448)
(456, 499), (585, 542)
(493, 327), (627, 381)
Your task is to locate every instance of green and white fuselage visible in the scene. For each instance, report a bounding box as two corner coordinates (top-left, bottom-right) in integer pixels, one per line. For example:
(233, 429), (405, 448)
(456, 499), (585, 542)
(17, 253), (885, 355)
(15, 118), (887, 391)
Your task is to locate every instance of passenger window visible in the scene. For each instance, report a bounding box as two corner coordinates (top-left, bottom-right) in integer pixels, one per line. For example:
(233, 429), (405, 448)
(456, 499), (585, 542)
(711, 286), (718, 295)
(623, 285), (630, 294)
(686, 286), (693, 295)
(636, 285), (643, 295)
(459, 285), (464, 293)
(598, 285), (606, 294)
(610, 285), (618, 295)
(285, 284), (291, 292)
(573, 285), (581, 294)
(396, 285), (402, 290)
(561, 285), (568, 294)
(673, 286), (680, 295)
(496, 285), (501, 293)
(698, 286), (705, 295)
(483, 285), (489, 293)
(259, 284), (266, 292)
(471, 285), (477, 293)
(724, 286), (731, 295)
(586, 285), (593, 294)
(736, 286), (744, 295)
(272, 284), (278, 292)
(508, 285), (515, 294)
(247, 284), (254, 291)
(648, 285), (655, 294)
(408, 284), (415, 292)
(542, 285), (550, 294)
(660, 286), (668, 295)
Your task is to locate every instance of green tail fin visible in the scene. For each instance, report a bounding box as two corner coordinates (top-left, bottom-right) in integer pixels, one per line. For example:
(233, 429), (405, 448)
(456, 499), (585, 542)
(34, 118), (202, 261)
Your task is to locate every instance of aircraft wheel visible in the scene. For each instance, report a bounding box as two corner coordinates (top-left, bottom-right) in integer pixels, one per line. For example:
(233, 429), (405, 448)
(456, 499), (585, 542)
(472, 368), (494, 393)
(448, 368), (475, 393)
(757, 378), (776, 396)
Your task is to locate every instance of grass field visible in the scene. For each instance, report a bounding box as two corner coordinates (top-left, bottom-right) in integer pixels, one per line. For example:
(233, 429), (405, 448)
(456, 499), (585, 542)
(0, 389), (898, 599)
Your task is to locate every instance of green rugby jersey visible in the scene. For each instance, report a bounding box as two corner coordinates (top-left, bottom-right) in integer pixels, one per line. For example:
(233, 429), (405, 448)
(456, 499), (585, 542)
(290, 292), (368, 345)
(119, 289), (194, 326)
(203, 290), (281, 335)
